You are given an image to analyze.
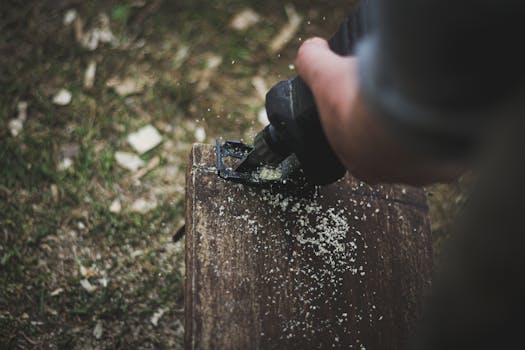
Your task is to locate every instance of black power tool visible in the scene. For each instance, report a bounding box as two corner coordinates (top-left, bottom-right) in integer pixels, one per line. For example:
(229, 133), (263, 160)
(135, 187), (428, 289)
(217, 2), (368, 186)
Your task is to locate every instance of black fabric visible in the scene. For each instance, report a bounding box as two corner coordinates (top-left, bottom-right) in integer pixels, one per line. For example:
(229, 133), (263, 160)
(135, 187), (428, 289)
(355, 2), (525, 347)
(410, 116), (525, 349)
(357, 0), (525, 160)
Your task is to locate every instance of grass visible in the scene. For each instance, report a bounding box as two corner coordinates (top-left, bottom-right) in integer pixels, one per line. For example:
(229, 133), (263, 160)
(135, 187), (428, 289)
(0, 0), (465, 348)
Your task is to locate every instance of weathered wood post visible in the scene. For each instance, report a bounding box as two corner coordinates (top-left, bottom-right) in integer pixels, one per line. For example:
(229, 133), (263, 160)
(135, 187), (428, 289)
(185, 144), (432, 349)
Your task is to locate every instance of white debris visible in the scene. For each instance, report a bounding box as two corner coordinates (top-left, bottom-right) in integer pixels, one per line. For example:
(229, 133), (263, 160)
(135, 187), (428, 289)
(58, 157), (73, 171)
(150, 308), (165, 326)
(127, 125), (163, 154)
(80, 13), (116, 51)
(98, 277), (109, 288)
(257, 108), (269, 125)
(115, 151), (145, 172)
(206, 55), (222, 69)
(268, 4), (302, 54)
(52, 89), (72, 106)
(9, 101), (28, 136)
(8, 119), (24, 137)
(106, 76), (148, 96)
(93, 320), (103, 339)
(80, 265), (96, 278)
(83, 60), (97, 89)
(230, 9), (261, 31)
(109, 199), (122, 213)
(194, 126), (206, 142)
(80, 279), (97, 293)
(131, 198), (157, 214)
(50, 288), (64, 296)
(63, 9), (78, 25)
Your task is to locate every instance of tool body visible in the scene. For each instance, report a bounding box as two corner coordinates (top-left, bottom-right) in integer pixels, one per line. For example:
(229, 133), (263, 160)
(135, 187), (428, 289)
(218, 3), (368, 186)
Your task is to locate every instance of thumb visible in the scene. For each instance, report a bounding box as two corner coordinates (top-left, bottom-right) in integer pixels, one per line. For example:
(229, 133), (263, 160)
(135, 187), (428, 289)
(295, 37), (343, 92)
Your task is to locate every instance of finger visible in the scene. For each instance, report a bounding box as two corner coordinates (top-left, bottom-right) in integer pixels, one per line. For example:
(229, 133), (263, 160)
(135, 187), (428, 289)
(295, 37), (339, 89)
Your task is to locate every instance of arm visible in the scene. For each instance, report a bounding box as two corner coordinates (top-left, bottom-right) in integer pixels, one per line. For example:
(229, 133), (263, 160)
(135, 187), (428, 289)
(296, 1), (525, 185)
(295, 38), (464, 185)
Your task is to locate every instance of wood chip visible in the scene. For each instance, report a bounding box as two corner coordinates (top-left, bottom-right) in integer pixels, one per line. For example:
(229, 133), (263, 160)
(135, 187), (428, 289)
(93, 320), (103, 339)
(230, 9), (261, 31)
(268, 4), (303, 54)
(127, 125), (163, 154)
(52, 89), (72, 106)
(115, 151), (145, 172)
(131, 156), (160, 181)
(80, 279), (97, 293)
(83, 60), (97, 89)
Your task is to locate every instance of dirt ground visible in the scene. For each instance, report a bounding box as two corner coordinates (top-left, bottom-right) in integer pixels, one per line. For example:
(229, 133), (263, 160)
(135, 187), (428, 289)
(0, 1), (466, 348)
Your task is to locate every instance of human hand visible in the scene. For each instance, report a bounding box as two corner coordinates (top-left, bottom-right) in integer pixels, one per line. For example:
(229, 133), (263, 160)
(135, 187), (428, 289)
(295, 37), (464, 185)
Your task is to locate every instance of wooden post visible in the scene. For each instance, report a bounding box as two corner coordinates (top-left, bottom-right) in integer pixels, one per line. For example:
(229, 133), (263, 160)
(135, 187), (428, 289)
(185, 144), (432, 350)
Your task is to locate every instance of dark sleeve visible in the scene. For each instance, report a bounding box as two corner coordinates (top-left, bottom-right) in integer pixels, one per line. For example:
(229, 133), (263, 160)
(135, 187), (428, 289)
(356, 0), (525, 161)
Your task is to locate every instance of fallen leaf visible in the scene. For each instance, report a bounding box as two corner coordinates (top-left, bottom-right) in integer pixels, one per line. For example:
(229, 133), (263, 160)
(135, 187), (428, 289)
(115, 151), (145, 172)
(52, 89), (72, 106)
(127, 125), (163, 154)
(268, 4), (302, 54)
(230, 9), (261, 31)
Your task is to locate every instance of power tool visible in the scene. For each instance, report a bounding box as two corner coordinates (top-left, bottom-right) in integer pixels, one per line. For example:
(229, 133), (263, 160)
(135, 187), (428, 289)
(217, 2), (368, 186)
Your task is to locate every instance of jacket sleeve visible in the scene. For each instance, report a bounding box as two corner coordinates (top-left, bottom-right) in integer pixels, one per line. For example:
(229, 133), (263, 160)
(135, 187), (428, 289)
(356, 0), (525, 161)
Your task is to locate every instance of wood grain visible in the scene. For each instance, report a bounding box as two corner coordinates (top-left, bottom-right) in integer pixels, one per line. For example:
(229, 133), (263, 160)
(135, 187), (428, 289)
(185, 144), (432, 350)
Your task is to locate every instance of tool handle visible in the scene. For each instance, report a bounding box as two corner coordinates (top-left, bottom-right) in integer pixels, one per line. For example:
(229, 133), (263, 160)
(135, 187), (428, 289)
(265, 2), (368, 185)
